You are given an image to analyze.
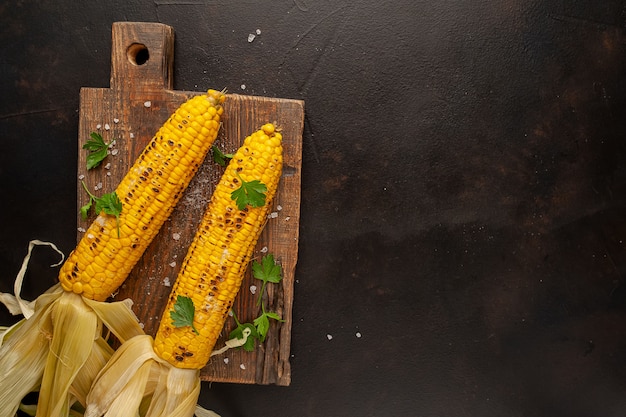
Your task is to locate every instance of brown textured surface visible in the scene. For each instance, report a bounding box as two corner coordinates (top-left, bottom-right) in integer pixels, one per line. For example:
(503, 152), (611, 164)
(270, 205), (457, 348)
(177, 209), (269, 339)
(76, 22), (303, 386)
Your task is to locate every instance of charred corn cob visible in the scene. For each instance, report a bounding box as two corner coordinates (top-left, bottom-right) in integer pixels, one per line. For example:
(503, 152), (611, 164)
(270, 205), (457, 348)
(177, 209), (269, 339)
(85, 123), (283, 417)
(60, 89), (225, 301)
(0, 89), (226, 417)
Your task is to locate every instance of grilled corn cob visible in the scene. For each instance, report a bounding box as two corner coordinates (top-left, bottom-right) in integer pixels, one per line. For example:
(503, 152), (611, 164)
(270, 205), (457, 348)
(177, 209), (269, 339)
(0, 89), (226, 417)
(84, 123), (283, 417)
(60, 89), (225, 301)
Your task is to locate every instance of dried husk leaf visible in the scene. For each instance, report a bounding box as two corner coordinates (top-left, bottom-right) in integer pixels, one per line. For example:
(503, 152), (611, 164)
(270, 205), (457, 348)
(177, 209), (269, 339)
(36, 291), (99, 417)
(0, 289), (61, 417)
(85, 335), (160, 417)
(83, 297), (143, 343)
(0, 240), (144, 416)
(85, 335), (205, 417)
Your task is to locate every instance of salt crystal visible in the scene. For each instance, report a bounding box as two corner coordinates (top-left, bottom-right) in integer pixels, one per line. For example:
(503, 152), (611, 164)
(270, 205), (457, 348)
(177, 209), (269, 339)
(356, 332), (362, 338)
(144, 101), (152, 108)
(260, 246), (268, 253)
(130, 132), (135, 139)
(277, 205), (282, 211)
(326, 334), (333, 340)
(224, 358), (229, 364)
(113, 118), (120, 124)
(108, 140), (116, 148)
(77, 227), (86, 233)
(169, 261), (176, 268)
(256, 29), (261, 35)
(240, 363), (246, 370)
(104, 123), (110, 131)
(250, 285), (257, 295)
(240, 84), (246, 90)
(111, 149), (119, 156)
(163, 277), (171, 287)
(106, 172), (111, 176)
(285, 216), (291, 221)
(268, 212), (278, 219)
(247, 34), (256, 42)
(104, 163), (111, 169)
(172, 233), (181, 241)
(78, 174), (85, 180)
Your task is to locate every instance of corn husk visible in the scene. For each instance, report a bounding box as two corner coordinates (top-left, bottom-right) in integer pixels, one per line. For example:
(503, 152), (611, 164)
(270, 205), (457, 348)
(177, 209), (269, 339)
(0, 241), (144, 417)
(85, 335), (201, 417)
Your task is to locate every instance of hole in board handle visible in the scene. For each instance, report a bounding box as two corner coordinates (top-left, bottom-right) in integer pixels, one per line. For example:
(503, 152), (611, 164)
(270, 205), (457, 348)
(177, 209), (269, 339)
(127, 43), (150, 66)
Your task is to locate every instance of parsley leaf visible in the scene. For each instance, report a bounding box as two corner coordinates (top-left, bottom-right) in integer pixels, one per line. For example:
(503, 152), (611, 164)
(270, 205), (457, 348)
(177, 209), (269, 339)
(83, 132), (111, 170)
(80, 181), (123, 237)
(231, 176), (267, 210)
(228, 311), (259, 351)
(170, 295), (199, 335)
(252, 254), (282, 305)
(211, 145), (234, 167)
(253, 303), (284, 343)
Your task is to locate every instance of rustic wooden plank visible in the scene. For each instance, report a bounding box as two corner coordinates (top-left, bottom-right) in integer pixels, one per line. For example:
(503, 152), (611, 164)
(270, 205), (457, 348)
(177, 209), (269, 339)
(76, 22), (303, 386)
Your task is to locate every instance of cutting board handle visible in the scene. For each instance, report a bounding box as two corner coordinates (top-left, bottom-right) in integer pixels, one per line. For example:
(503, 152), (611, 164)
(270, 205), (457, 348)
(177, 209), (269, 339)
(110, 22), (174, 91)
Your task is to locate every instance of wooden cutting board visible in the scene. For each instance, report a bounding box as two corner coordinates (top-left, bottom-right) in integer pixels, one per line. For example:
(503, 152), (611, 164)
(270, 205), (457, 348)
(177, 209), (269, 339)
(76, 22), (303, 386)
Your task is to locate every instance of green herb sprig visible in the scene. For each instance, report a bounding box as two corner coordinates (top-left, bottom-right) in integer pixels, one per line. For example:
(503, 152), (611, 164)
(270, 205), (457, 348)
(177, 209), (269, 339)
(83, 132), (112, 170)
(211, 145), (234, 167)
(170, 295), (199, 335)
(231, 175), (267, 210)
(228, 254), (284, 349)
(80, 181), (122, 237)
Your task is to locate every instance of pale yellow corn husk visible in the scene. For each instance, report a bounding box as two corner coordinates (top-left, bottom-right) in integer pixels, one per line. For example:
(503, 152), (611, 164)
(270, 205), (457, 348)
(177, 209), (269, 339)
(0, 287), (61, 417)
(0, 284), (143, 417)
(84, 335), (201, 417)
(36, 291), (99, 417)
(0, 242), (144, 417)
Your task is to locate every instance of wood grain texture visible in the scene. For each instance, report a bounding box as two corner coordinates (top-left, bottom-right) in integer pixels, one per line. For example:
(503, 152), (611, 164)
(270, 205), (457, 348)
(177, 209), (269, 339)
(76, 22), (303, 386)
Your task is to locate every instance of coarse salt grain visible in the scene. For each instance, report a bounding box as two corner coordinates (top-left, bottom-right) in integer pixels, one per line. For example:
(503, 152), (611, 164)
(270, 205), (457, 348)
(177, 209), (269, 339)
(326, 334), (333, 340)
(250, 285), (257, 295)
(240, 363), (246, 370)
(169, 261), (176, 268)
(240, 84), (246, 90)
(104, 123), (110, 131)
(268, 212), (278, 219)
(224, 358), (229, 364)
(77, 227), (86, 233)
(163, 277), (171, 287)
(104, 163), (111, 169)
(277, 205), (282, 211)
(144, 101), (152, 108)
(130, 132), (135, 139)
(96, 124), (102, 129)
(256, 29), (261, 35)
(78, 174), (85, 180)
(247, 34), (256, 42)
(260, 246), (268, 253)
(172, 233), (181, 241)
(113, 118), (119, 124)
(111, 149), (119, 156)
(356, 332), (362, 338)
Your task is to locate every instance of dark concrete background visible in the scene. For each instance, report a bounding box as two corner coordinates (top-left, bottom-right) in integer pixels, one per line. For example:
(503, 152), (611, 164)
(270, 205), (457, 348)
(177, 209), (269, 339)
(2, 1), (626, 416)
